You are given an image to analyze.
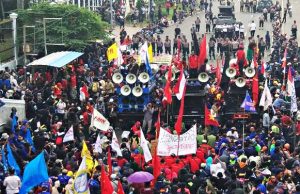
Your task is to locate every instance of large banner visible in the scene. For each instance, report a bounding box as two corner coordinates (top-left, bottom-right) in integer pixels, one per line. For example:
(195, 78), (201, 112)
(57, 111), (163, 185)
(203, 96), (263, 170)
(157, 125), (197, 156)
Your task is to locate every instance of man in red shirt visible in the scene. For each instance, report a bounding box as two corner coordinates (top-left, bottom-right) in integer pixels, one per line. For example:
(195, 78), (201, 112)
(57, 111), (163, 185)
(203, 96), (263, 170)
(236, 45), (247, 75)
(188, 154), (201, 173)
(171, 159), (183, 175)
(70, 73), (77, 88)
(188, 52), (198, 78)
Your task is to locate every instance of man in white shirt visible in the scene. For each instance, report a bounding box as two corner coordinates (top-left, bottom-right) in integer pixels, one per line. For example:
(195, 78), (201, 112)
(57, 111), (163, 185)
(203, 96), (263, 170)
(3, 168), (21, 194)
(249, 20), (256, 37)
(226, 127), (239, 140)
(56, 98), (66, 121)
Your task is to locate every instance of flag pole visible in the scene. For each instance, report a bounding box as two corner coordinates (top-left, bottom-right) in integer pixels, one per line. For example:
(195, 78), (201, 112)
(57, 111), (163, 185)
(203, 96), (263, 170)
(242, 109), (245, 149)
(177, 134), (180, 156)
(167, 105), (169, 125)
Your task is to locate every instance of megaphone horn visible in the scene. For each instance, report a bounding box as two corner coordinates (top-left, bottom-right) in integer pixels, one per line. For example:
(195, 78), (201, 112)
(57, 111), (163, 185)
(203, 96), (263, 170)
(226, 67), (237, 78)
(235, 77), (246, 88)
(245, 67), (255, 78)
(132, 86), (143, 97)
(198, 72), (209, 83)
(138, 72), (150, 83)
(151, 64), (159, 73)
(126, 73), (137, 84)
(120, 85), (131, 96)
(112, 73), (123, 84)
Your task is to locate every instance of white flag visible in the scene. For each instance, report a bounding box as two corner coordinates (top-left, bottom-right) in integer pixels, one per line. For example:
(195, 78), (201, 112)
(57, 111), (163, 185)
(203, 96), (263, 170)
(94, 135), (102, 154)
(73, 156), (90, 194)
(63, 126), (74, 143)
(174, 68), (186, 100)
(91, 109), (110, 131)
(140, 42), (149, 61)
(287, 67), (298, 112)
(111, 130), (122, 156)
(114, 48), (124, 66)
(259, 80), (273, 111)
(291, 85), (298, 113)
(140, 130), (152, 162)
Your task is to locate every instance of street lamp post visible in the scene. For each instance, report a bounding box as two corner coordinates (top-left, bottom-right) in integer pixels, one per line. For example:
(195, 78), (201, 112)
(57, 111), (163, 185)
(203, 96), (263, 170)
(110, 0), (114, 30)
(10, 13), (18, 67)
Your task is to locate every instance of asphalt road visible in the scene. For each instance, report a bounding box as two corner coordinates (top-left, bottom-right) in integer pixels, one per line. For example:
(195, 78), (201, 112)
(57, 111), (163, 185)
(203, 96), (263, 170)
(162, 0), (299, 41)
(114, 0), (300, 55)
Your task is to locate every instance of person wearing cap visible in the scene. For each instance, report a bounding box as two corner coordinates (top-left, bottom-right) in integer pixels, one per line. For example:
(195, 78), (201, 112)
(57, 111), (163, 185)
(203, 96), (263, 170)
(1, 133), (9, 141)
(199, 139), (211, 156)
(226, 127), (239, 140)
(272, 95), (287, 109)
(57, 169), (70, 188)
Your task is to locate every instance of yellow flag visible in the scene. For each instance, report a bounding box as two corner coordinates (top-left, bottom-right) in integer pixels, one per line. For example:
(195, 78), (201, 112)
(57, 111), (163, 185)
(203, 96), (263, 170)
(106, 43), (118, 62)
(81, 141), (98, 171)
(148, 44), (153, 63)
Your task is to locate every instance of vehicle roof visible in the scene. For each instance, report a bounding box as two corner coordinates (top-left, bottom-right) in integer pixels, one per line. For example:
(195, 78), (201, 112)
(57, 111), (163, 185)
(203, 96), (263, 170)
(218, 5), (234, 8)
(216, 18), (235, 25)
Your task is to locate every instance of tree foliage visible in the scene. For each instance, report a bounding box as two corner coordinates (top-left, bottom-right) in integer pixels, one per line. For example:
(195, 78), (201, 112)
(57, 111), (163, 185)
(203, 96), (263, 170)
(17, 3), (109, 52)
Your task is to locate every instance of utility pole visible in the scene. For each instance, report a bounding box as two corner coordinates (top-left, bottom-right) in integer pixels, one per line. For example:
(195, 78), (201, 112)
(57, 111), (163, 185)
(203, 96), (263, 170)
(23, 25), (36, 66)
(10, 13), (18, 67)
(78, 0), (80, 7)
(110, 0), (113, 29)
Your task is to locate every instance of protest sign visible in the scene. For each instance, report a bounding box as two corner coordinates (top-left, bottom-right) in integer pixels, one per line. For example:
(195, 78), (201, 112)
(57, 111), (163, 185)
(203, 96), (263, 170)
(157, 125), (197, 156)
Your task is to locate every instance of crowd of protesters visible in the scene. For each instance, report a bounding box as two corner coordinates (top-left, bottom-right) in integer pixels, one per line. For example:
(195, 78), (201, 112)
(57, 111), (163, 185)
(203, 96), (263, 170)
(1, 0), (300, 194)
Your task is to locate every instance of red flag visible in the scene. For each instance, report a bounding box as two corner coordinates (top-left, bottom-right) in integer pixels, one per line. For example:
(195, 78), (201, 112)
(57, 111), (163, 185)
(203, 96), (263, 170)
(287, 66), (293, 95)
(252, 72), (259, 106)
(155, 111), (161, 139)
(117, 181), (125, 194)
(107, 147), (112, 176)
(80, 84), (89, 100)
(152, 147), (161, 182)
(204, 105), (219, 127)
(198, 35), (207, 68)
(174, 86), (186, 135)
(163, 65), (173, 105)
(282, 48), (287, 68)
(216, 58), (222, 86)
(101, 165), (114, 194)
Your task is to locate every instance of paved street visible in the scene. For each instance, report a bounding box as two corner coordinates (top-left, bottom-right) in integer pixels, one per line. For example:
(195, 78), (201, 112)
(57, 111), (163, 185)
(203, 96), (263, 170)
(114, 0), (300, 56)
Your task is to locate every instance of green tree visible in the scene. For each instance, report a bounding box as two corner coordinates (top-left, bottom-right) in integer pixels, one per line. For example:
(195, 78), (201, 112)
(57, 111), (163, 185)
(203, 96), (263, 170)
(17, 3), (109, 52)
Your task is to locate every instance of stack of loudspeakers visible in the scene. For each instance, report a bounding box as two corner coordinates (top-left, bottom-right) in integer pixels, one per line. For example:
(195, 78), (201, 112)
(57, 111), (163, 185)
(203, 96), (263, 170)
(225, 58), (256, 88)
(112, 72), (155, 113)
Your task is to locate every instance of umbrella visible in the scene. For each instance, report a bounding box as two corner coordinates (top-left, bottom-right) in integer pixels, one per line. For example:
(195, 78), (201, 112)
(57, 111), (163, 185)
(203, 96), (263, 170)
(127, 171), (154, 183)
